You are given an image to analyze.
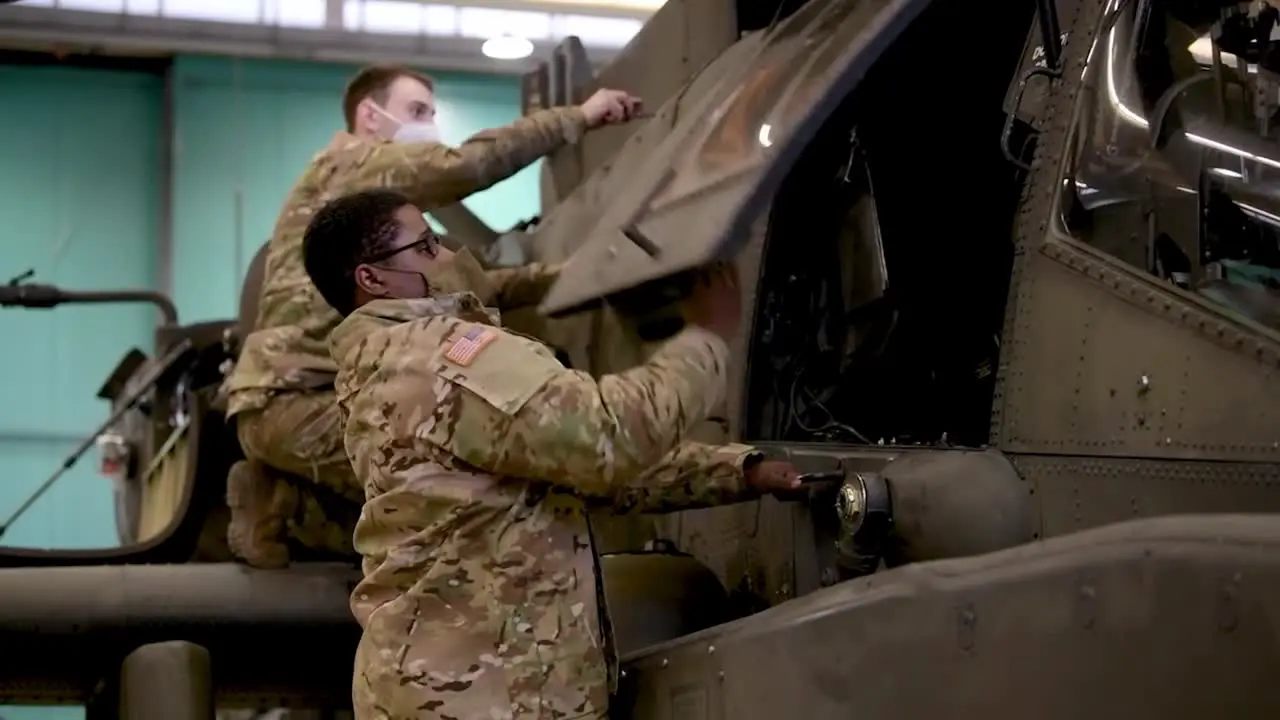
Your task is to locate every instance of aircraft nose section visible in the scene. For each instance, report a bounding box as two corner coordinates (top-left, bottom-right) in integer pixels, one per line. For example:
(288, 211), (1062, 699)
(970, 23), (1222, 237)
(882, 450), (1036, 566)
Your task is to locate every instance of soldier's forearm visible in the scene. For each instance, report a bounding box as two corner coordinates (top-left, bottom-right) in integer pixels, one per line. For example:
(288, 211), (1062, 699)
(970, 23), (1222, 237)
(491, 327), (731, 494)
(604, 442), (759, 515)
(344, 107), (586, 210)
(456, 107), (586, 179)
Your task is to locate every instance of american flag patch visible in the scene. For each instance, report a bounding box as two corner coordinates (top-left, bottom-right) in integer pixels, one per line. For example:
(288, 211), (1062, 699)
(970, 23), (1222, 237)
(444, 326), (498, 366)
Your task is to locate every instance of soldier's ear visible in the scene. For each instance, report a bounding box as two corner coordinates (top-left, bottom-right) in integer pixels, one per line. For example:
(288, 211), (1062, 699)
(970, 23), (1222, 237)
(353, 263), (389, 297)
(355, 99), (381, 135)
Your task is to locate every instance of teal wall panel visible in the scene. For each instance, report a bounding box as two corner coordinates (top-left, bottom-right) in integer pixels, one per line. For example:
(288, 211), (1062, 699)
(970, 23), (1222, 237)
(0, 63), (160, 720)
(171, 56), (539, 323)
(0, 65), (161, 550)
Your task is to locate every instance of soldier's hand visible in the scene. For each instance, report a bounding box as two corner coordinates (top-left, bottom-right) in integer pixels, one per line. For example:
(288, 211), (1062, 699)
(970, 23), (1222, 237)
(680, 263), (741, 342)
(744, 460), (802, 495)
(581, 89), (643, 128)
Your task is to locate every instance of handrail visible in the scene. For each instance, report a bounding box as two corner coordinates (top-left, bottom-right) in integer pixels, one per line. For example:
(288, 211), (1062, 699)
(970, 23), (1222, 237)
(0, 269), (179, 326)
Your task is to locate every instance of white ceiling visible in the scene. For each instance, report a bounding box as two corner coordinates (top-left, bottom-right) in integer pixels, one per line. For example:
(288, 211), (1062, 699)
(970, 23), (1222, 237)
(0, 0), (664, 74)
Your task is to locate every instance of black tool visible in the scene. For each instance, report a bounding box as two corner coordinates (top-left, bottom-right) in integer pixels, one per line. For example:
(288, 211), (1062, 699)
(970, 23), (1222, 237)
(773, 470), (845, 503)
(797, 471), (845, 485)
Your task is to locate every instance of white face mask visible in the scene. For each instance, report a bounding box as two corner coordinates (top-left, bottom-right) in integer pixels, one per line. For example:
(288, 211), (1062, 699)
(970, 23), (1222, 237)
(393, 121), (441, 144)
(370, 103), (441, 144)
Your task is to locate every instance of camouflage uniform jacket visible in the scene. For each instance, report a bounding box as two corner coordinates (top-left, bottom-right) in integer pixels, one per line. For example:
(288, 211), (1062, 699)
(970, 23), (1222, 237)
(331, 295), (759, 720)
(223, 106), (587, 418)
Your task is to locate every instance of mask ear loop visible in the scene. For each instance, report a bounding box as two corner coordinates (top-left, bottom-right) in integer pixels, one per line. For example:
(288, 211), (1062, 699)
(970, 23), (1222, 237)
(369, 265), (431, 299)
(366, 101), (401, 134)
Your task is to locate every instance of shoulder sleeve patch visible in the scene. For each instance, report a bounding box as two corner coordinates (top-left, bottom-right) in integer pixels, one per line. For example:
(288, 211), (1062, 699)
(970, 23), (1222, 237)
(444, 326), (499, 367)
(433, 325), (564, 416)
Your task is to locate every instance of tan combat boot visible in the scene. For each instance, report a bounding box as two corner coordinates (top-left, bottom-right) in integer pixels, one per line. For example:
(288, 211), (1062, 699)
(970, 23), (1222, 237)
(225, 459), (295, 569)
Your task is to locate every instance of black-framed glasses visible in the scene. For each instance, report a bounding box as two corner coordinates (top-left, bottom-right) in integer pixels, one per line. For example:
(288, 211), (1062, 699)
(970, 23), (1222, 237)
(360, 231), (442, 265)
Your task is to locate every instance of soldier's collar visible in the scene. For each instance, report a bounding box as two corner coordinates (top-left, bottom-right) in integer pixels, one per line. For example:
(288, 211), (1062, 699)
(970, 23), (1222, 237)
(360, 293), (499, 325)
(332, 294), (501, 367)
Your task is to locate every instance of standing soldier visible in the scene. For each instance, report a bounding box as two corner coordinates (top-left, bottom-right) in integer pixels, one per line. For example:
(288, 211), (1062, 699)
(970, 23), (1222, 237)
(303, 188), (802, 719)
(222, 63), (641, 568)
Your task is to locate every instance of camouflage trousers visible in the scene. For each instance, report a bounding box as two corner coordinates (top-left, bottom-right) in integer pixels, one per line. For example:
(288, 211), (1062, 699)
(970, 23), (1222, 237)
(229, 390), (363, 566)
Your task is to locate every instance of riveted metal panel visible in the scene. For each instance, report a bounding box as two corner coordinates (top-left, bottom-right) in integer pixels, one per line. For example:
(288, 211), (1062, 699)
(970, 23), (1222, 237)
(990, 0), (1110, 443)
(626, 635), (727, 720)
(997, 242), (1280, 460)
(1014, 454), (1280, 539)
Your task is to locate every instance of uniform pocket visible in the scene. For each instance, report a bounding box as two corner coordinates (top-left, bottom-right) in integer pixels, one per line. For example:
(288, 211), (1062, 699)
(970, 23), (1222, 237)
(498, 587), (608, 717)
(491, 498), (610, 717)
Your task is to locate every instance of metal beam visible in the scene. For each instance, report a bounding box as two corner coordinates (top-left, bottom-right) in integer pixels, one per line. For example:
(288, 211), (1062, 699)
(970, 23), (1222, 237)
(0, 430), (86, 444)
(444, 0), (655, 19)
(0, 563), (359, 705)
(155, 61), (174, 316)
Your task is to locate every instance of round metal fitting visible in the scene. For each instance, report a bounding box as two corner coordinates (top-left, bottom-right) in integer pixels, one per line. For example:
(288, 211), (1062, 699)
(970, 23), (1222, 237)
(835, 477), (867, 534)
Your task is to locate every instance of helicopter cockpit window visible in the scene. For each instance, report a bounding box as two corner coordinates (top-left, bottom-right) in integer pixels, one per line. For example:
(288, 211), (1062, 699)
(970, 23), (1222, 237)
(1062, 0), (1280, 331)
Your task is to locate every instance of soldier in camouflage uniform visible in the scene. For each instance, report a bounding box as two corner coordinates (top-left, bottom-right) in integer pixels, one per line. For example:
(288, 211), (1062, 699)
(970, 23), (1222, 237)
(302, 189), (802, 719)
(221, 63), (643, 568)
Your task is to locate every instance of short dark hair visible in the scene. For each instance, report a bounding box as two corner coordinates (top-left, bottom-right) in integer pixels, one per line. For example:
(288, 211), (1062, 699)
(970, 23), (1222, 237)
(342, 64), (435, 132)
(303, 189), (411, 316)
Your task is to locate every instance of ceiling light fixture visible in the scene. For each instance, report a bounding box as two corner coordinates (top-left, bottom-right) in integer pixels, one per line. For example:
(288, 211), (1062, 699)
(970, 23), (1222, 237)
(482, 35), (534, 60)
